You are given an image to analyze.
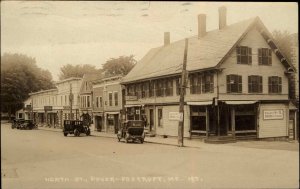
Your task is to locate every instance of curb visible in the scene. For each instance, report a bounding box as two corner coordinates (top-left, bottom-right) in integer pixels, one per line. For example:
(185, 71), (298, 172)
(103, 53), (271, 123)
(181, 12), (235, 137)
(38, 127), (200, 148)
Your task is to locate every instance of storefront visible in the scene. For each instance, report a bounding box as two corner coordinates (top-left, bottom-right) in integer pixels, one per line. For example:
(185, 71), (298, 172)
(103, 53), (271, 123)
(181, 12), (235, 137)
(106, 112), (119, 134)
(94, 112), (104, 132)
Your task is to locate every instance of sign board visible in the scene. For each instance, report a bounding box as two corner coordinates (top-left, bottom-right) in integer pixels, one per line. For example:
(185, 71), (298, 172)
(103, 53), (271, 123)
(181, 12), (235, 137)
(125, 96), (138, 101)
(263, 110), (284, 120)
(63, 106), (70, 110)
(169, 112), (183, 121)
(44, 106), (53, 111)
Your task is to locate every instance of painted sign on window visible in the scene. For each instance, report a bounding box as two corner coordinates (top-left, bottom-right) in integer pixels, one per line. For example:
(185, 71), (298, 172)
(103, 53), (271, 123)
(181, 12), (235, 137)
(169, 112), (183, 121)
(263, 109), (284, 120)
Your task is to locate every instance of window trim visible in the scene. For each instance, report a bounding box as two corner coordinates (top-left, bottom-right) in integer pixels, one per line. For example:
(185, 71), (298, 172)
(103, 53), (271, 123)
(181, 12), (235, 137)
(268, 76), (282, 94)
(237, 46), (252, 65)
(258, 48), (272, 66)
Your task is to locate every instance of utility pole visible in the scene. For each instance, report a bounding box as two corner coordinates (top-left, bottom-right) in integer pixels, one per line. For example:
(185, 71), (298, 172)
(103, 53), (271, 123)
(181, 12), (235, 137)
(178, 38), (189, 147)
(70, 83), (73, 120)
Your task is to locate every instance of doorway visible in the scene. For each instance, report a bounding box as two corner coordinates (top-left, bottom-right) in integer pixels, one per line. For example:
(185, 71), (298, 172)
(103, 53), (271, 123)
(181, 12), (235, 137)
(149, 109), (154, 132)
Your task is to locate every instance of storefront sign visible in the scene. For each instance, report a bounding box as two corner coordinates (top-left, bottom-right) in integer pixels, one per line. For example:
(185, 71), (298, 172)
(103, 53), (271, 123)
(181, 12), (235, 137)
(169, 112), (183, 121)
(63, 106), (70, 110)
(125, 96), (138, 101)
(44, 106), (52, 111)
(263, 110), (284, 120)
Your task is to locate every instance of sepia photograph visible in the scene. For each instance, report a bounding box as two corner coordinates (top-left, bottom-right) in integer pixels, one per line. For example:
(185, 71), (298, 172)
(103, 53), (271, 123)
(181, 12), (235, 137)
(1, 1), (299, 189)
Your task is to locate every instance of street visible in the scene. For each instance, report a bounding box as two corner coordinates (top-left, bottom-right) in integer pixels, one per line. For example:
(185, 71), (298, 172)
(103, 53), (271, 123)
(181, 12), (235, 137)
(1, 122), (299, 189)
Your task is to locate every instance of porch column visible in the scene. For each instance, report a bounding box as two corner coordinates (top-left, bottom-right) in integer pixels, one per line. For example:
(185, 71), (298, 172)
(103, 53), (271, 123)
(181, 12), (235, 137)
(231, 106), (235, 139)
(205, 106), (209, 138)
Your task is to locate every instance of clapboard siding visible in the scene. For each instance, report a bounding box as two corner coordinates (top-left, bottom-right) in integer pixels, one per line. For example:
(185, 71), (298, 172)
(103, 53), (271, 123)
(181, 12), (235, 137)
(258, 103), (288, 138)
(218, 28), (289, 100)
(155, 105), (190, 137)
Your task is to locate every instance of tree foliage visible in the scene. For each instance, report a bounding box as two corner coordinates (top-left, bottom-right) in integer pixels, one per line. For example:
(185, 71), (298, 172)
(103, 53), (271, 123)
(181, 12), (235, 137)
(1, 53), (54, 117)
(272, 30), (293, 63)
(59, 64), (102, 80)
(102, 55), (136, 77)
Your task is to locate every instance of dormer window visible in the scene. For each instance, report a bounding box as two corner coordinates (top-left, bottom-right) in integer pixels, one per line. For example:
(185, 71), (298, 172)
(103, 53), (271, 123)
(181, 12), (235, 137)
(258, 48), (272, 65)
(236, 46), (252, 64)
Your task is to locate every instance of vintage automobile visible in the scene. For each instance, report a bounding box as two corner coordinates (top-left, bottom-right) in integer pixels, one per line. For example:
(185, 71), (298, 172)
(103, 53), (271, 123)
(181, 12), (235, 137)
(11, 118), (25, 129)
(19, 120), (36, 130)
(117, 120), (145, 143)
(63, 120), (91, 137)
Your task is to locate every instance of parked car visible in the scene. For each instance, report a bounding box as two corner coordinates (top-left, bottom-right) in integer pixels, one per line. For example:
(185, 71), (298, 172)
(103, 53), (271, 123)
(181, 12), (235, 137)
(11, 119), (25, 129)
(19, 120), (36, 130)
(117, 120), (145, 143)
(63, 120), (90, 137)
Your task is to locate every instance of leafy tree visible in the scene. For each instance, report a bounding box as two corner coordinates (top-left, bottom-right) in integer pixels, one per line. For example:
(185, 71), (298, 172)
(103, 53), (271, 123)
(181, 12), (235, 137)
(59, 64), (102, 80)
(102, 55), (136, 77)
(272, 30), (293, 63)
(1, 53), (54, 120)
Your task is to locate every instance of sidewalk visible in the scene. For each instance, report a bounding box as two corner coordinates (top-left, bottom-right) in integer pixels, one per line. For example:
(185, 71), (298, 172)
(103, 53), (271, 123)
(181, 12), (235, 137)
(37, 126), (202, 148)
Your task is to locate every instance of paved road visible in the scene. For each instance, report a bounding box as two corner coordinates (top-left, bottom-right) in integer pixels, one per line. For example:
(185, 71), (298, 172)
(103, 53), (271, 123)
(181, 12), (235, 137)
(1, 123), (299, 189)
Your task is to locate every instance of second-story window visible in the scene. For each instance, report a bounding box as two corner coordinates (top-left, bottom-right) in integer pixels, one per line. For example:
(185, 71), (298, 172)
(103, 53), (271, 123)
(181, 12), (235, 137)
(237, 46), (252, 64)
(227, 74), (242, 93)
(114, 92), (118, 106)
(99, 96), (103, 107)
(109, 92), (113, 106)
(165, 79), (173, 96)
(258, 48), (272, 65)
(156, 80), (164, 97)
(190, 73), (201, 94)
(176, 77), (181, 96)
(141, 82), (149, 98)
(149, 81), (155, 97)
(248, 75), (262, 93)
(135, 84), (141, 99)
(96, 97), (99, 108)
(127, 85), (135, 96)
(268, 76), (282, 94)
(202, 73), (214, 93)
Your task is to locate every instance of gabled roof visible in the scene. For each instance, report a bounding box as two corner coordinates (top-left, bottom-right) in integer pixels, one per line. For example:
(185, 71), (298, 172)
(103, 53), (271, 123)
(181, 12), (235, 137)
(122, 17), (294, 84)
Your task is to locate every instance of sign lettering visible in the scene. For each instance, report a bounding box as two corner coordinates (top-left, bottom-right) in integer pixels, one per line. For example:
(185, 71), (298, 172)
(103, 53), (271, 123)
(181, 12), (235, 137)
(263, 110), (284, 120)
(169, 112), (183, 121)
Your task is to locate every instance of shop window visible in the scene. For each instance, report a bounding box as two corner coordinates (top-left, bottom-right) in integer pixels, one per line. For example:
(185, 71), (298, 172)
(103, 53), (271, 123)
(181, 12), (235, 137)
(227, 75), (242, 93)
(109, 92), (113, 106)
(248, 75), (263, 93)
(268, 76), (282, 93)
(258, 48), (272, 65)
(114, 92), (118, 106)
(202, 73), (214, 93)
(158, 109), (163, 127)
(190, 73), (201, 94)
(236, 46), (252, 64)
(107, 115), (114, 126)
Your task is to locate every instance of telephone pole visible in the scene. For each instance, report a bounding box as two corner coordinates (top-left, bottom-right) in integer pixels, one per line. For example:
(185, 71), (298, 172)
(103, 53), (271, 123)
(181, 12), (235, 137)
(70, 84), (73, 120)
(178, 38), (189, 147)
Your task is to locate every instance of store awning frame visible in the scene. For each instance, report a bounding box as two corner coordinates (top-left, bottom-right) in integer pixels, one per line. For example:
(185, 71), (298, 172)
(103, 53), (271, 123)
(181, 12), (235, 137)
(224, 101), (258, 105)
(187, 101), (212, 105)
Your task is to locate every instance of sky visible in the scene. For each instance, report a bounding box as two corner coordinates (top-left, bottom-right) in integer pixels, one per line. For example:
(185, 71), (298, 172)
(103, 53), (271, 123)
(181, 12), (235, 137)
(1, 1), (298, 81)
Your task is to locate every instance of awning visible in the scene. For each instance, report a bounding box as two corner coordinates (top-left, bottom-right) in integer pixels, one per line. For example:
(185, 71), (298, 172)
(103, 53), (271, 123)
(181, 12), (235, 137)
(105, 112), (120, 115)
(225, 101), (257, 105)
(187, 101), (212, 105)
(124, 104), (142, 108)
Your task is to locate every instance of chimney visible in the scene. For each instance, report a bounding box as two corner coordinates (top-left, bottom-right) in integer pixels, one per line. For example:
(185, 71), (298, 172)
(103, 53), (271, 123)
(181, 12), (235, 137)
(198, 14), (206, 38)
(164, 32), (170, 46)
(219, 6), (227, 29)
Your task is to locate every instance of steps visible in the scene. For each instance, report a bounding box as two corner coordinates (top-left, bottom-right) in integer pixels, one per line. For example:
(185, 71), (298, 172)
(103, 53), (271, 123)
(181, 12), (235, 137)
(204, 136), (236, 144)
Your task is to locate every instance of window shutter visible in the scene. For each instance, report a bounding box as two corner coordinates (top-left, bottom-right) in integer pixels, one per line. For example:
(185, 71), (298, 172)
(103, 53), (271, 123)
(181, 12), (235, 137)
(278, 77), (282, 93)
(248, 76), (251, 93)
(258, 48), (262, 65)
(268, 77), (271, 93)
(259, 76), (263, 93)
(268, 49), (272, 65)
(227, 75), (231, 93)
(248, 47), (252, 64)
(237, 47), (241, 64)
(238, 75), (242, 93)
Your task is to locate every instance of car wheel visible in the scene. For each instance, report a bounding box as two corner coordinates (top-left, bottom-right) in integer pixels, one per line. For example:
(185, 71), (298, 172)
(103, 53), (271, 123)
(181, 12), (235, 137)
(74, 129), (80, 137)
(63, 132), (68, 137)
(86, 129), (90, 136)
